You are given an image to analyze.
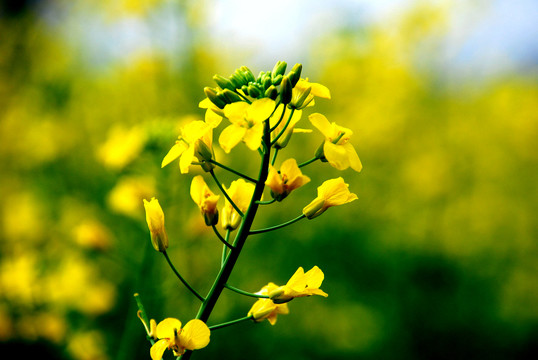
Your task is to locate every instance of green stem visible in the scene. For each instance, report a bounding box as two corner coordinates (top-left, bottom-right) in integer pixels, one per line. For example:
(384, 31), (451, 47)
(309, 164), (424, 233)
(209, 169), (244, 218)
(234, 90), (252, 103)
(256, 198), (277, 205)
(209, 315), (253, 331)
(271, 108), (295, 146)
(249, 214), (306, 235)
(298, 156), (319, 168)
(163, 251), (205, 302)
(224, 284), (270, 299)
(270, 148), (279, 166)
(221, 230), (231, 267)
(209, 159), (257, 183)
(212, 224), (234, 249)
(269, 105), (286, 132)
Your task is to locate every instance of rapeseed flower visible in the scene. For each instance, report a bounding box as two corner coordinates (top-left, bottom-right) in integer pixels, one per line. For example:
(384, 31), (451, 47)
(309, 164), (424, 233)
(289, 79), (331, 110)
(219, 98), (276, 153)
(221, 179), (255, 230)
(161, 120), (214, 174)
(190, 175), (220, 226)
(302, 177), (358, 219)
(265, 158), (310, 201)
(309, 113), (362, 172)
(150, 318), (210, 360)
(269, 266), (328, 303)
(248, 283), (289, 325)
(143, 197), (168, 252)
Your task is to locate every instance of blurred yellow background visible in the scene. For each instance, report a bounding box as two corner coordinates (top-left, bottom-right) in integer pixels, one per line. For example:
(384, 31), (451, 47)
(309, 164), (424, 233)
(1, 0), (537, 359)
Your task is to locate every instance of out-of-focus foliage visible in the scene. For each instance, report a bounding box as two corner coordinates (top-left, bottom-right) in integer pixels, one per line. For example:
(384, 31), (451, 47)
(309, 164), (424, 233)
(1, 1), (536, 359)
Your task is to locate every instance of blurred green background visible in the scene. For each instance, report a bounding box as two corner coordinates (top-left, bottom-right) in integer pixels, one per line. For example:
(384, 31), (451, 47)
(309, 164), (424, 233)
(1, 0), (537, 359)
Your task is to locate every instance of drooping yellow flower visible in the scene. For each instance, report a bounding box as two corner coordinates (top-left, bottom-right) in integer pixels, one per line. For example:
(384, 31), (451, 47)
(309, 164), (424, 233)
(302, 177), (358, 219)
(265, 158), (310, 201)
(289, 78), (331, 110)
(143, 197), (168, 252)
(248, 283), (289, 325)
(219, 98), (276, 153)
(190, 175), (220, 226)
(309, 113), (362, 172)
(221, 179), (255, 230)
(150, 318), (210, 360)
(161, 120), (214, 174)
(269, 266), (328, 303)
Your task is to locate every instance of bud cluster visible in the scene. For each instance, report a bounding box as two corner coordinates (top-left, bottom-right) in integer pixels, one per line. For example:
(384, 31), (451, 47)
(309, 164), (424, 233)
(204, 62), (305, 109)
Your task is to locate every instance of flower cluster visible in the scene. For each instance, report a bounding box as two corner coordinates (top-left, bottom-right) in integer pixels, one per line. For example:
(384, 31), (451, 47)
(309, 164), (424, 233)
(138, 61), (361, 358)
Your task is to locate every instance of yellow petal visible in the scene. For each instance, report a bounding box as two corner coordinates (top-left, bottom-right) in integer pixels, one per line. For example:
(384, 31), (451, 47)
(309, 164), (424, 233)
(343, 143), (363, 172)
(265, 165), (284, 195)
(179, 145), (195, 174)
(150, 339), (170, 360)
(205, 109), (222, 128)
(243, 123), (264, 151)
(247, 98), (276, 122)
(190, 175), (206, 207)
(318, 178), (358, 206)
(224, 102), (249, 124)
(286, 267), (306, 291)
(309, 82), (331, 99)
(219, 124), (246, 153)
(199, 98), (212, 109)
(161, 142), (188, 168)
(303, 266), (324, 289)
(180, 319), (210, 350)
(324, 142), (350, 170)
(183, 121), (210, 143)
(309, 113), (332, 139)
(156, 318), (182, 340)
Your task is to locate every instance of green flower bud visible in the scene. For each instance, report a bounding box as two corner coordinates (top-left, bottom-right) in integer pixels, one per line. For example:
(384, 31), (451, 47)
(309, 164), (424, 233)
(272, 61), (287, 78)
(264, 85), (278, 100)
(222, 89), (243, 103)
(241, 84), (249, 95)
(280, 76), (292, 104)
(194, 140), (215, 172)
(228, 75), (241, 89)
(240, 66), (256, 83)
(247, 84), (261, 98)
(272, 74), (283, 86)
(288, 63), (302, 87)
(216, 90), (231, 105)
(213, 74), (235, 91)
(204, 87), (226, 109)
(262, 75), (272, 90)
(233, 69), (248, 85)
(257, 71), (266, 82)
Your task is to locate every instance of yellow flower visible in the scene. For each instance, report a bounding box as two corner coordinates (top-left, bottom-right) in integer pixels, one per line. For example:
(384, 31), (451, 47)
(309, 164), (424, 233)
(221, 179), (255, 230)
(269, 266), (328, 303)
(302, 177), (358, 219)
(265, 158), (310, 201)
(290, 78), (331, 109)
(190, 175), (220, 226)
(150, 318), (210, 360)
(143, 197), (168, 252)
(199, 97), (224, 125)
(309, 113), (362, 172)
(161, 120), (214, 174)
(219, 98), (276, 153)
(248, 283), (289, 325)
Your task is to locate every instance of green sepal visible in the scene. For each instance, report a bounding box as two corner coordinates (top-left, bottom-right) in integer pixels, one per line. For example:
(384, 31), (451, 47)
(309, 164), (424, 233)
(265, 85), (278, 100)
(222, 89), (243, 103)
(204, 87), (226, 109)
(272, 74), (283, 86)
(213, 74), (235, 91)
(272, 61), (287, 78)
(247, 84), (261, 98)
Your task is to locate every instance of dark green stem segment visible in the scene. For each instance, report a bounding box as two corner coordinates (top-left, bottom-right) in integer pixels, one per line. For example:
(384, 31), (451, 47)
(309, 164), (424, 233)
(209, 159), (257, 183)
(271, 108), (295, 146)
(256, 198), (277, 205)
(163, 251), (205, 302)
(209, 169), (244, 218)
(209, 315), (254, 331)
(180, 119), (273, 360)
(224, 283), (270, 299)
(249, 214), (306, 234)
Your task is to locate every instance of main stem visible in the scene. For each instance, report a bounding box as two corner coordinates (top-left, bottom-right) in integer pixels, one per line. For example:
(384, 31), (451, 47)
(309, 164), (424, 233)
(181, 120), (272, 360)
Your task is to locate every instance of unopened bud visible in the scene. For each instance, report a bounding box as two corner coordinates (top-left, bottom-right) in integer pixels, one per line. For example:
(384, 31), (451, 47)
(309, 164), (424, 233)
(272, 61), (287, 78)
(240, 66), (256, 83)
(143, 198), (169, 252)
(213, 74), (235, 91)
(204, 87), (226, 109)
(289, 63), (302, 86)
(280, 76), (292, 104)
(222, 89), (243, 103)
(302, 197), (327, 219)
(262, 75), (272, 90)
(194, 140), (215, 172)
(247, 84), (261, 98)
(265, 85), (278, 100)
(272, 74), (283, 86)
